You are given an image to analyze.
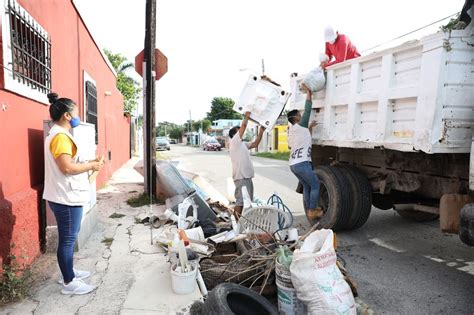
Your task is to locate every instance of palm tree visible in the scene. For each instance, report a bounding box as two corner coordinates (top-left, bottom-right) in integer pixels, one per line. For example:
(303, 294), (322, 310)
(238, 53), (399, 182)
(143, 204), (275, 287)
(104, 49), (141, 114)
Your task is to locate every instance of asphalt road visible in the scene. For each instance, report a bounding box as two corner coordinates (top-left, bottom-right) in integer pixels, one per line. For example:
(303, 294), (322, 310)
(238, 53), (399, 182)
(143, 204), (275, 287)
(162, 145), (474, 314)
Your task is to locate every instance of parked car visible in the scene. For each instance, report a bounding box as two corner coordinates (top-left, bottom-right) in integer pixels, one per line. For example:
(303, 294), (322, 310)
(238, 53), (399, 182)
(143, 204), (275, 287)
(156, 137), (170, 151)
(203, 138), (222, 151)
(169, 139), (177, 144)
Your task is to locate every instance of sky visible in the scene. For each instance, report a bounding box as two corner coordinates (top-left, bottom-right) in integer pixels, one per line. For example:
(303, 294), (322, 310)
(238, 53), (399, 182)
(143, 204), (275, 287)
(76, 0), (465, 125)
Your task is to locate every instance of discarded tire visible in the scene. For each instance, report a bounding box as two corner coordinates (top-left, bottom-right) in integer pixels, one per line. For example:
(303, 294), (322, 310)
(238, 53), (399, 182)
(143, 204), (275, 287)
(459, 203), (474, 246)
(338, 165), (373, 229)
(305, 166), (343, 230)
(201, 283), (278, 315)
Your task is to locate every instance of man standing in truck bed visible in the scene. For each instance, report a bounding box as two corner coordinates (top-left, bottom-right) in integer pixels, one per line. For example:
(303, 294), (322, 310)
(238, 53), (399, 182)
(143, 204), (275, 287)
(323, 25), (361, 68)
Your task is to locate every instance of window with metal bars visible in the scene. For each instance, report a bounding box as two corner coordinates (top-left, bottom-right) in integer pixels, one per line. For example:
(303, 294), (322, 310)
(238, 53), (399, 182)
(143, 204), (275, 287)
(6, 0), (51, 94)
(86, 81), (98, 144)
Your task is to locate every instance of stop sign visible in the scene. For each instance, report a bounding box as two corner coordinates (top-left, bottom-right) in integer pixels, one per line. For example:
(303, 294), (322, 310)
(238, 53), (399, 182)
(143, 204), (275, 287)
(135, 48), (168, 80)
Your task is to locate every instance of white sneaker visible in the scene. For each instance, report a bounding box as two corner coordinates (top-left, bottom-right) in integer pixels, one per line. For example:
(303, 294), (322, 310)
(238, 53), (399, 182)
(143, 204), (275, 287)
(61, 278), (96, 295)
(58, 269), (91, 284)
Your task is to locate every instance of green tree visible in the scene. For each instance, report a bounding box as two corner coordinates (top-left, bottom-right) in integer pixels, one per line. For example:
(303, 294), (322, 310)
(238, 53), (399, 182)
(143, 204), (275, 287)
(206, 97), (242, 122)
(183, 120), (193, 133)
(156, 121), (179, 137)
(104, 49), (141, 114)
(192, 119), (211, 132)
(169, 127), (184, 140)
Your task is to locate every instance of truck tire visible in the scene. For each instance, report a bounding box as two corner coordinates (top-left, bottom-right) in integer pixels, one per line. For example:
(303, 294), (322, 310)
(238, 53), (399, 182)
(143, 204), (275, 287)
(201, 283), (278, 315)
(328, 165), (353, 230)
(339, 165), (373, 229)
(336, 165), (360, 230)
(395, 208), (439, 222)
(304, 166), (343, 230)
(459, 203), (474, 246)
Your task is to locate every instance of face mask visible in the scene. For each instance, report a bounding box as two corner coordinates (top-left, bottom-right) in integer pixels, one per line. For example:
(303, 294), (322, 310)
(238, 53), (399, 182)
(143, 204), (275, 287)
(70, 117), (81, 128)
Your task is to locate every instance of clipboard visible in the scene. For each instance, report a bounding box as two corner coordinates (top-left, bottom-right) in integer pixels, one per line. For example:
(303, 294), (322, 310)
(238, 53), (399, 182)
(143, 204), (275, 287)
(88, 156), (104, 183)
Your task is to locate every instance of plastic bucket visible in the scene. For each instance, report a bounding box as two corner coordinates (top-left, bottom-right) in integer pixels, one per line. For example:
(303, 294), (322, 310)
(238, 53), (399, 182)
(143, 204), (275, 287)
(170, 263), (197, 295)
(277, 284), (306, 315)
(275, 261), (306, 315)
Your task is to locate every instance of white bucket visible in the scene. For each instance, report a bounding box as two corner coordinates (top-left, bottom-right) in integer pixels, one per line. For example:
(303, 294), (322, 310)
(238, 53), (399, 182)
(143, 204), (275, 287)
(276, 261), (306, 315)
(277, 283), (306, 315)
(170, 263), (197, 295)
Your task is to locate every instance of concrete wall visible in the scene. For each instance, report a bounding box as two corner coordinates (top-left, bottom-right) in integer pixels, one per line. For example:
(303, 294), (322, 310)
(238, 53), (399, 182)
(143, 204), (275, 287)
(0, 0), (130, 269)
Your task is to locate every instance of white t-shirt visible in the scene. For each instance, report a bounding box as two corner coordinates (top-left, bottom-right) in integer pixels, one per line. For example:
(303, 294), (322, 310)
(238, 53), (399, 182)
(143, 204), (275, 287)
(288, 123), (312, 166)
(229, 134), (254, 180)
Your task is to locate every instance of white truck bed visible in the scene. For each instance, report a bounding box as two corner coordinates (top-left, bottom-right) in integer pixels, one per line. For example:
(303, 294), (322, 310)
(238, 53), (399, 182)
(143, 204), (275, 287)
(289, 28), (474, 154)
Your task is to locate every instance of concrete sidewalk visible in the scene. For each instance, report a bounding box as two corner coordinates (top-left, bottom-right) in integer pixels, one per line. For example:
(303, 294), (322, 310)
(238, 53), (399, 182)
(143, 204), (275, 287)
(1, 158), (201, 315)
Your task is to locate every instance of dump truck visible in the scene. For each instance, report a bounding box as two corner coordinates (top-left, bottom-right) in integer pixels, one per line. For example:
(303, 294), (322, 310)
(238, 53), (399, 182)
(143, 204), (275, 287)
(289, 25), (474, 245)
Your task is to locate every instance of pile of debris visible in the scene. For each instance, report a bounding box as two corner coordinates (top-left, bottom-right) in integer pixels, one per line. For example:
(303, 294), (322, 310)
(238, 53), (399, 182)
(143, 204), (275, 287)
(138, 160), (370, 314)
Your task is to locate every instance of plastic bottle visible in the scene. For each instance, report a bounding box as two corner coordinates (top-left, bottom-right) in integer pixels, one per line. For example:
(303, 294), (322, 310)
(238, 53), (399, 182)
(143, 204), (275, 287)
(171, 233), (180, 251)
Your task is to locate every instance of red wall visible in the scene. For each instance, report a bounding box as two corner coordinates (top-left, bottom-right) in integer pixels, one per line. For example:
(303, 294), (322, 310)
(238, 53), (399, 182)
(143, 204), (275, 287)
(0, 0), (130, 268)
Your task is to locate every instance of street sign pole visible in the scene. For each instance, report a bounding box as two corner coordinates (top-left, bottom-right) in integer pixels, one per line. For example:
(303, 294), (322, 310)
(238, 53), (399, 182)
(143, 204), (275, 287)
(144, 0), (156, 196)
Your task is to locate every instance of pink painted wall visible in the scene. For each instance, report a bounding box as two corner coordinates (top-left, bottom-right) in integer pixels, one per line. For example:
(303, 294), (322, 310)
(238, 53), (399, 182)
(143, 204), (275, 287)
(0, 0), (130, 269)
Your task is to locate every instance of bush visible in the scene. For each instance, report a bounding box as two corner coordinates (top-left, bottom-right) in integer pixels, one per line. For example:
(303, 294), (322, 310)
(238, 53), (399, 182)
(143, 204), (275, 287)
(126, 192), (165, 207)
(440, 14), (465, 31)
(0, 254), (31, 305)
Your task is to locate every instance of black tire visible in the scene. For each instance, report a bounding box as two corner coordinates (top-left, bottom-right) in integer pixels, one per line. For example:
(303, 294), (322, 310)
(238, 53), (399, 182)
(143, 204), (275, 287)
(202, 283), (278, 315)
(328, 165), (353, 230)
(460, 203), (474, 246)
(339, 165), (373, 229)
(395, 208), (439, 222)
(336, 165), (361, 230)
(304, 166), (343, 230)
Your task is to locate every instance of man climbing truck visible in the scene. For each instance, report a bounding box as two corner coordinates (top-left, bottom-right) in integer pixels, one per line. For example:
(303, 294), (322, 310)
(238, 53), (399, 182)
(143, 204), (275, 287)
(289, 10), (474, 245)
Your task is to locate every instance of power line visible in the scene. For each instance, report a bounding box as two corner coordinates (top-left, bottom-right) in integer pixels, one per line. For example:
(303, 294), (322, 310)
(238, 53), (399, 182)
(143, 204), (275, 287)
(361, 12), (459, 54)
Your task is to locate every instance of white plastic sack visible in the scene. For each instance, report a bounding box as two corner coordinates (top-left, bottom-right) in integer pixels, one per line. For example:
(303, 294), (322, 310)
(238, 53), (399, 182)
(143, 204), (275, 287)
(234, 75), (291, 130)
(302, 67), (326, 92)
(290, 229), (356, 315)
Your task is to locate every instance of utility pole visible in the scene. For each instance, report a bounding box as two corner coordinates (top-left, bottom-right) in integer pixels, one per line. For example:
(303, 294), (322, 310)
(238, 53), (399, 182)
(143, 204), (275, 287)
(189, 110), (192, 133)
(143, 0), (156, 196)
(261, 58), (265, 76)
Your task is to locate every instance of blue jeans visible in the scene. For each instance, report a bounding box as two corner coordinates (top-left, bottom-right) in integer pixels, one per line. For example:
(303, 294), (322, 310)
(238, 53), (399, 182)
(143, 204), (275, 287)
(48, 201), (83, 283)
(290, 161), (320, 210)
